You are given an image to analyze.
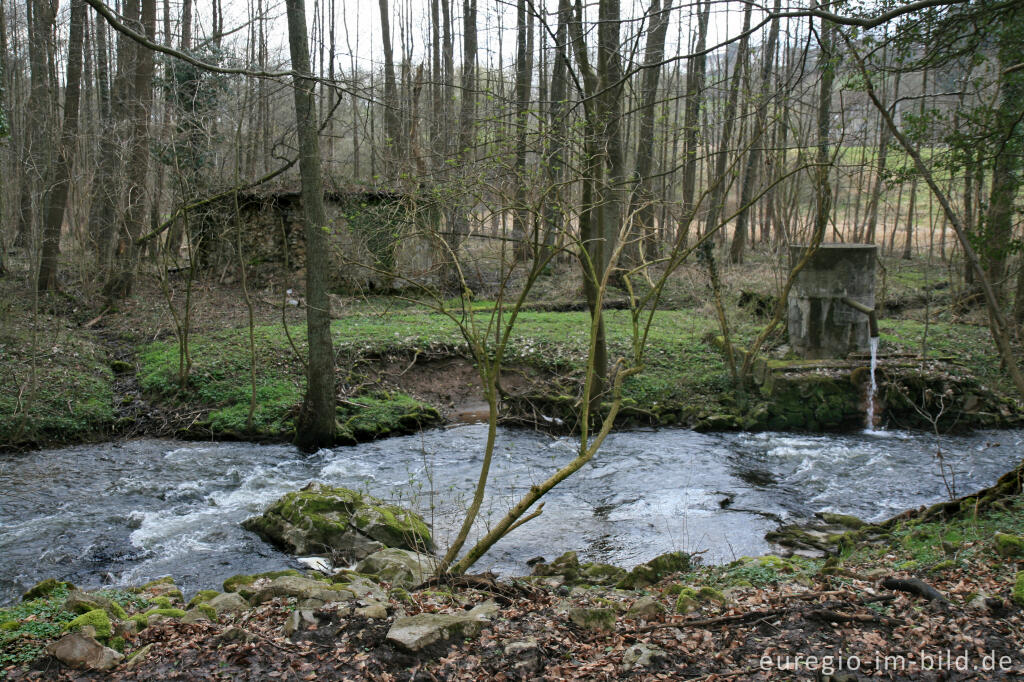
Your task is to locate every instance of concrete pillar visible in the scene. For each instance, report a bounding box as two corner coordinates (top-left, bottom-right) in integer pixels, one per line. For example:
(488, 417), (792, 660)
(787, 244), (877, 359)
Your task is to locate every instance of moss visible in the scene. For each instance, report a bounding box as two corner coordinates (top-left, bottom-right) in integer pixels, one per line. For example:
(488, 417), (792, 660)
(65, 609), (112, 640)
(1013, 572), (1024, 607)
(21, 578), (73, 601)
(819, 513), (866, 529)
(148, 596), (173, 609)
(1, 621), (20, 631)
(994, 532), (1024, 558)
(195, 603), (218, 620)
(187, 590), (221, 608)
(390, 588), (412, 603)
(617, 552), (691, 590)
(109, 636), (126, 653)
(223, 569), (302, 595)
(568, 607), (616, 631)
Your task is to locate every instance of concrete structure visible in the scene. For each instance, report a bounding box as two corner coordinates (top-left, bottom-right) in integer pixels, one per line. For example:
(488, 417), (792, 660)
(787, 244), (877, 359)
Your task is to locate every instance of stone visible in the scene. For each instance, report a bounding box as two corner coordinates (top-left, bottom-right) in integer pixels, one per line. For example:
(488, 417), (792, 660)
(333, 575), (388, 602)
(355, 548), (439, 589)
(354, 602), (389, 619)
(504, 638), (543, 675)
(626, 595), (665, 620)
(45, 633), (124, 671)
(124, 643), (153, 670)
(223, 570), (303, 598)
(787, 243), (876, 359)
(568, 607), (615, 631)
(23, 578), (74, 601)
(617, 552), (691, 589)
(621, 643), (667, 671)
(206, 592), (250, 615)
(282, 609), (320, 637)
(181, 608), (212, 624)
(64, 591), (127, 620)
(250, 576), (354, 605)
(386, 602), (497, 652)
(66, 609), (113, 640)
(137, 578), (184, 603)
(219, 626), (258, 643)
(994, 532), (1024, 558)
(241, 482), (432, 563)
(531, 551), (581, 582)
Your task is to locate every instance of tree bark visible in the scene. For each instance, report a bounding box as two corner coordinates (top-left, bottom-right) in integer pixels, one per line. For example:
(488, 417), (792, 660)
(285, 0), (336, 449)
(625, 0), (671, 267)
(729, 0), (781, 264)
(38, 0), (86, 291)
(703, 2), (752, 241)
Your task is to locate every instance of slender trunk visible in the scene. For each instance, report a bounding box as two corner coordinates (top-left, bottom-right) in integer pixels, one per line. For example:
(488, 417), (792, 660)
(378, 0), (401, 175)
(285, 0), (336, 449)
(729, 0), (780, 264)
(625, 0), (671, 267)
(38, 0), (86, 291)
(703, 2), (751, 239)
(511, 0), (532, 259)
(104, 0), (156, 299)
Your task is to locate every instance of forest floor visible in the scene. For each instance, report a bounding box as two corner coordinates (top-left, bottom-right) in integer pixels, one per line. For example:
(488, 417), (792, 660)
(3, 458), (1024, 680)
(1, 247), (1019, 450)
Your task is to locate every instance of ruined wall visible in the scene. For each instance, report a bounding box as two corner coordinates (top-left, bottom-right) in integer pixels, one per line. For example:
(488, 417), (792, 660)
(192, 191), (439, 292)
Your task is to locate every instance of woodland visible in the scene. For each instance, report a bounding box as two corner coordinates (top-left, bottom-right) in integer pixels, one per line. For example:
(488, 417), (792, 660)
(2, 0), (1024, 678)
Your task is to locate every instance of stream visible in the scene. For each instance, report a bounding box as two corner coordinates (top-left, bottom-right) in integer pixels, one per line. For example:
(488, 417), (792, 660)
(2, 426), (1022, 604)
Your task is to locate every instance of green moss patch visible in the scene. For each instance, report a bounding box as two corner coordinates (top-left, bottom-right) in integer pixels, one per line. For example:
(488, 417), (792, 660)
(0, 310), (114, 449)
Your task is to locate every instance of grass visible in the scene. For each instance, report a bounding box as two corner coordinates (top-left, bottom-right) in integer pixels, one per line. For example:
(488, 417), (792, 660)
(0, 305), (114, 449)
(0, 584), (75, 671)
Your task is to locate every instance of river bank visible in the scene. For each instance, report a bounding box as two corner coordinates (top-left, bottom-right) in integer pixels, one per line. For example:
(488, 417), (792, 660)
(3, 458), (1023, 680)
(3, 259), (1022, 451)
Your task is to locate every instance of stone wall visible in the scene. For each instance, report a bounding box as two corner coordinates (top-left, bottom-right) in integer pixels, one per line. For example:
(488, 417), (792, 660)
(191, 190), (439, 292)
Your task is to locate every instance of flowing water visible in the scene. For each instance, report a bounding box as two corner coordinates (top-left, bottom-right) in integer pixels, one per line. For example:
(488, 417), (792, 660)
(1, 426), (1022, 604)
(866, 336), (880, 432)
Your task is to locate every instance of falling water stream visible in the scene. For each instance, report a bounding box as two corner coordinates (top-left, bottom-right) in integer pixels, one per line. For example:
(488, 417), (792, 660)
(1, 426), (1022, 604)
(866, 336), (880, 432)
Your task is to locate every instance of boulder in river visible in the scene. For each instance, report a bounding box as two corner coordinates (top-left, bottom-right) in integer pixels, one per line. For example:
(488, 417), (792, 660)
(241, 482), (433, 563)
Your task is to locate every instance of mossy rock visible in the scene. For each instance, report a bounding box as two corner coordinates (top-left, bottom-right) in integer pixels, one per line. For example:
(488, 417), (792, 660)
(65, 590), (128, 620)
(130, 607), (187, 630)
(22, 578), (74, 601)
(187, 590), (221, 608)
(994, 532), (1024, 558)
(531, 551), (581, 582)
(65, 609), (113, 640)
(223, 570), (303, 597)
(617, 552), (691, 590)
(568, 607), (616, 631)
(242, 482), (432, 562)
(818, 513), (866, 530)
(674, 586), (726, 613)
(1013, 572), (1024, 607)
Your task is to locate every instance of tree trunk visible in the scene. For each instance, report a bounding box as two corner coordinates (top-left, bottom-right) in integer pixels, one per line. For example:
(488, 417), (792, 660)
(681, 6), (710, 236)
(703, 2), (752, 241)
(378, 0), (401, 175)
(38, 0), (86, 291)
(625, 0), (671, 267)
(511, 0), (532, 259)
(729, 0), (781, 264)
(285, 0), (336, 449)
(104, 0), (155, 299)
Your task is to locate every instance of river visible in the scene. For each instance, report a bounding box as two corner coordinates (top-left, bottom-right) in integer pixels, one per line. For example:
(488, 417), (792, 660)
(1, 426), (1021, 604)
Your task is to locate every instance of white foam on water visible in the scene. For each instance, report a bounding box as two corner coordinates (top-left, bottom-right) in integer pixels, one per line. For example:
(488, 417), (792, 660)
(865, 336), (881, 432)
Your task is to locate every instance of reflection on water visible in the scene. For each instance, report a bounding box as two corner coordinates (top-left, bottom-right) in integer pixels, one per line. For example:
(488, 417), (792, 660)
(1, 426), (1021, 604)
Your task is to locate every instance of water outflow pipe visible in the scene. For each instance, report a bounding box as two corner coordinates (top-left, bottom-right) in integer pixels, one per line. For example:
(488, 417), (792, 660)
(840, 297), (879, 338)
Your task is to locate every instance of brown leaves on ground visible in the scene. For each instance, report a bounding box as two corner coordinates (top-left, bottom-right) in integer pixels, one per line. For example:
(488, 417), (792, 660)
(9, 546), (1023, 682)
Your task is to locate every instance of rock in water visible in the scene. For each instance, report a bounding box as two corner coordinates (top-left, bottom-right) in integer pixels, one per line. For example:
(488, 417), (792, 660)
(241, 482), (433, 563)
